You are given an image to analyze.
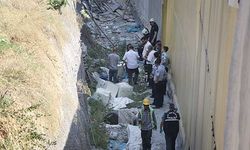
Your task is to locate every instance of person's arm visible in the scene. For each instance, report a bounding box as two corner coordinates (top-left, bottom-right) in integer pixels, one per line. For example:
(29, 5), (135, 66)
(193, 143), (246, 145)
(152, 111), (157, 130)
(138, 111), (142, 125)
(160, 121), (163, 133)
(151, 31), (157, 43)
(160, 113), (165, 133)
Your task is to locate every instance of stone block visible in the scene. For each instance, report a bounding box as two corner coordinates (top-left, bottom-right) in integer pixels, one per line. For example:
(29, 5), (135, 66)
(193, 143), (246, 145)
(116, 82), (133, 97)
(92, 88), (112, 106)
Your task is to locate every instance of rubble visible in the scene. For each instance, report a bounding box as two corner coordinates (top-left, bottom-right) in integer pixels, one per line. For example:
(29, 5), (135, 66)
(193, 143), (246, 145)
(84, 0), (144, 49)
(92, 88), (113, 106)
(111, 97), (134, 110)
(118, 108), (138, 124)
(105, 124), (128, 142)
(116, 82), (133, 97)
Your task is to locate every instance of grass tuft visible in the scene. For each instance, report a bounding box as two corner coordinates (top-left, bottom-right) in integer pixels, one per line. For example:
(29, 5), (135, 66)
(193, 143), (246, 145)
(88, 99), (109, 149)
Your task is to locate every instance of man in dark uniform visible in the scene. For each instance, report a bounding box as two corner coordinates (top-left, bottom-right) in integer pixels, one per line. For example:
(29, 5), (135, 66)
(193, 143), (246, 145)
(160, 103), (180, 150)
(152, 58), (167, 108)
(149, 18), (159, 46)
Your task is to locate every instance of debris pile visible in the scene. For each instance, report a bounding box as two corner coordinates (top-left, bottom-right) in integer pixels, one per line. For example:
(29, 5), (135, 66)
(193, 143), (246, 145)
(84, 0), (143, 49)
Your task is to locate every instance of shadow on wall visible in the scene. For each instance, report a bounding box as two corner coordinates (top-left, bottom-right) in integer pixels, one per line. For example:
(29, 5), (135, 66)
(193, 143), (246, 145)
(63, 49), (91, 150)
(63, 0), (91, 149)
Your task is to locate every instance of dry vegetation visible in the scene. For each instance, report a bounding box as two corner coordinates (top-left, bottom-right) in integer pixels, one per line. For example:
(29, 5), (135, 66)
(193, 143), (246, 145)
(0, 0), (69, 148)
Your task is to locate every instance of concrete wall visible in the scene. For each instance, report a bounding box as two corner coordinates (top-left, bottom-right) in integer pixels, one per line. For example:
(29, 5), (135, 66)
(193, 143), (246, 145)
(162, 0), (237, 149)
(131, 0), (163, 39)
(224, 1), (250, 149)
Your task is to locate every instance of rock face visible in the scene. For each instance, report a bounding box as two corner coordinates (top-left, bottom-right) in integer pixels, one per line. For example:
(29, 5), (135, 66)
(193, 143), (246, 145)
(55, 1), (91, 149)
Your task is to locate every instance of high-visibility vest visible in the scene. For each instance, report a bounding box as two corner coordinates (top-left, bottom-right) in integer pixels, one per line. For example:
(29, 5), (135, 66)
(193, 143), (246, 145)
(139, 106), (156, 129)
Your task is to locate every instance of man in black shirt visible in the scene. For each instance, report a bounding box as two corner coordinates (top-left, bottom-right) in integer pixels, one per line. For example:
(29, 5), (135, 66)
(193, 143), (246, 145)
(149, 18), (159, 46)
(160, 103), (180, 150)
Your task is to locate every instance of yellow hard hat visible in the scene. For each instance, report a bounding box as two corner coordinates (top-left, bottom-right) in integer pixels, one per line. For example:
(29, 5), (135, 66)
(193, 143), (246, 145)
(143, 98), (150, 105)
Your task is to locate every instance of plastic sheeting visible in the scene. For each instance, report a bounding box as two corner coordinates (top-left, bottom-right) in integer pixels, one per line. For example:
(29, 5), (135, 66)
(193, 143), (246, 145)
(111, 97), (134, 110)
(118, 108), (138, 124)
(126, 125), (142, 150)
(116, 82), (133, 97)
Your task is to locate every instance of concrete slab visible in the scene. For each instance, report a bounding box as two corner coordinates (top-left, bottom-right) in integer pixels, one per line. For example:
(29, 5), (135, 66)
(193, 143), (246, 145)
(92, 88), (112, 106)
(106, 81), (119, 98)
(111, 97), (134, 110)
(118, 108), (138, 124)
(116, 82), (133, 97)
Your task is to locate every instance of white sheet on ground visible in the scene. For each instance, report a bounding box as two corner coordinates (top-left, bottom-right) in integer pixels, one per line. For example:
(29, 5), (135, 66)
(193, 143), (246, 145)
(92, 88), (112, 106)
(106, 81), (119, 98)
(126, 125), (141, 150)
(116, 82), (133, 97)
(111, 97), (134, 110)
(118, 108), (138, 124)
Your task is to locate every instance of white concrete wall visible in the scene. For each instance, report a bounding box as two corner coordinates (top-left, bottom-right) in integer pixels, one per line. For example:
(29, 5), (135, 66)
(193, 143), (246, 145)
(162, 0), (237, 149)
(224, 1), (250, 149)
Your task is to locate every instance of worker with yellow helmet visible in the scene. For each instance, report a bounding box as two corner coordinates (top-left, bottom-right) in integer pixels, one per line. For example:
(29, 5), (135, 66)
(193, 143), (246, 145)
(138, 98), (157, 150)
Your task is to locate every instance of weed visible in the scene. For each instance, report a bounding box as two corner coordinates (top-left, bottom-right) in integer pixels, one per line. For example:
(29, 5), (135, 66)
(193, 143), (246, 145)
(88, 99), (109, 149)
(0, 92), (55, 149)
(48, 0), (67, 11)
(0, 38), (25, 55)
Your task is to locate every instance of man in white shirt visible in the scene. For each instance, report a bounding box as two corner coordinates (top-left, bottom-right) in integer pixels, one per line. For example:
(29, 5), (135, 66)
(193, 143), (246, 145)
(144, 45), (156, 84)
(142, 38), (152, 60)
(122, 44), (140, 85)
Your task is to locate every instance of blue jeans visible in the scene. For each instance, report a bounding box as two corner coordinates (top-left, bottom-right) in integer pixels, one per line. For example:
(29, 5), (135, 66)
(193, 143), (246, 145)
(109, 69), (118, 83)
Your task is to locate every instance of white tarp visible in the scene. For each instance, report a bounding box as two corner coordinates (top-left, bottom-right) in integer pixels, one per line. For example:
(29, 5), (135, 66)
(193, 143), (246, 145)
(111, 97), (134, 110)
(106, 81), (119, 98)
(118, 108), (138, 124)
(92, 88), (112, 106)
(126, 125), (141, 150)
(93, 72), (107, 88)
(116, 82), (133, 97)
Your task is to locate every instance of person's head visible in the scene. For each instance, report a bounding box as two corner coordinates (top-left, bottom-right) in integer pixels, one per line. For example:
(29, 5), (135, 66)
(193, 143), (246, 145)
(140, 37), (147, 44)
(148, 45), (153, 51)
(112, 47), (117, 53)
(149, 18), (155, 26)
(163, 46), (169, 52)
(155, 58), (161, 65)
(142, 28), (149, 35)
(127, 43), (133, 51)
(156, 40), (161, 45)
(154, 51), (159, 58)
(143, 98), (150, 109)
(169, 103), (176, 111)
(155, 42), (162, 50)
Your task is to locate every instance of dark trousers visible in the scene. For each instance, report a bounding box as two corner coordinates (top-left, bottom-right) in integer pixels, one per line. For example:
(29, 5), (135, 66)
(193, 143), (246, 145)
(154, 81), (165, 107)
(127, 68), (139, 85)
(144, 64), (152, 82)
(163, 79), (167, 95)
(164, 131), (178, 150)
(109, 69), (118, 83)
(141, 129), (152, 150)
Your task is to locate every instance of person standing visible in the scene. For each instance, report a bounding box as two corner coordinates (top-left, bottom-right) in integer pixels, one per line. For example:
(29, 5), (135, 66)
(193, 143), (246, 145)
(138, 98), (157, 150)
(161, 46), (169, 72)
(149, 18), (159, 46)
(160, 103), (180, 150)
(122, 44), (139, 85)
(107, 48), (120, 83)
(142, 37), (153, 61)
(144, 45), (156, 84)
(152, 58), (167, 108)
